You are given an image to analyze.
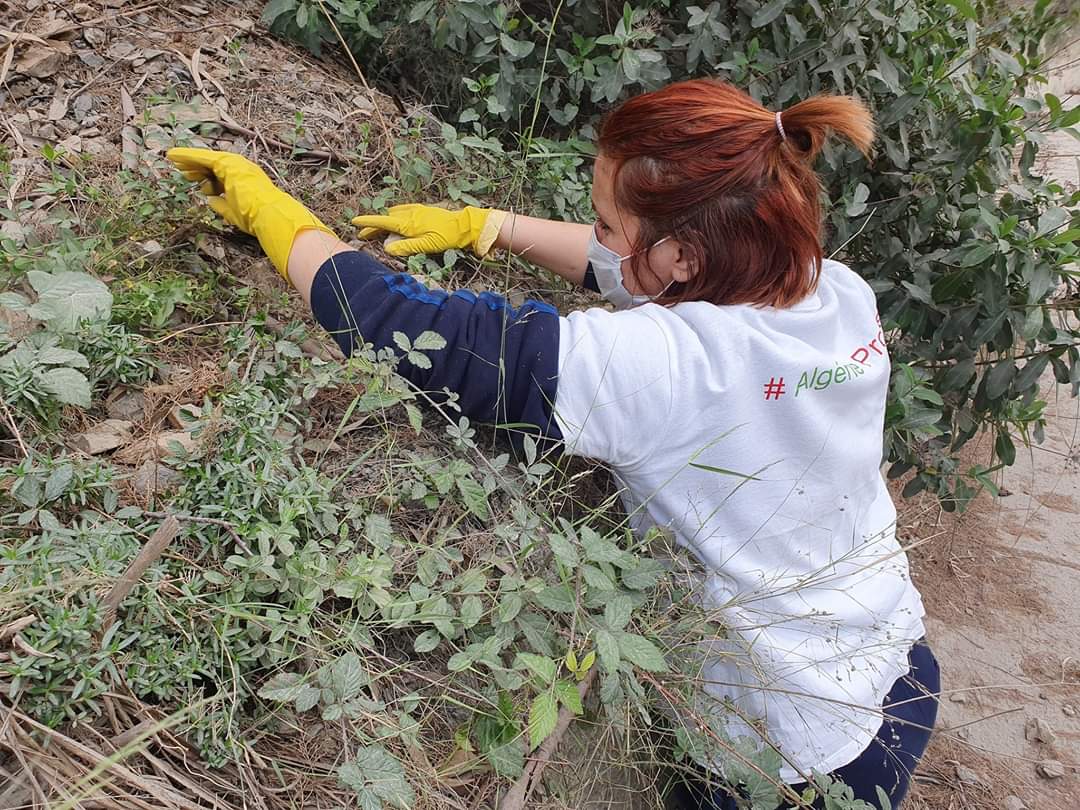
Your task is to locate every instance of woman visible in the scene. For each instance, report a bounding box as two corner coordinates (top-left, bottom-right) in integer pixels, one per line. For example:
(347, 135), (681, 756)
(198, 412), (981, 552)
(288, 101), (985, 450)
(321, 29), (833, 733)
(167, 78), (938, 809)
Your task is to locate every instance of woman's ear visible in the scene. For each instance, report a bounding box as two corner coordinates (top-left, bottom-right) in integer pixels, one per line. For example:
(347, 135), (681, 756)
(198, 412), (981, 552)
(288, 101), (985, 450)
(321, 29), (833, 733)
(670, 240), (700, 284)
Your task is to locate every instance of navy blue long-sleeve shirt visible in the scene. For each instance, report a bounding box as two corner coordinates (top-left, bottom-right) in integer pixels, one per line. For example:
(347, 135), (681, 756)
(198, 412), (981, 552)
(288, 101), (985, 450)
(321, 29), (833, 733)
(308, 250), (564, 441)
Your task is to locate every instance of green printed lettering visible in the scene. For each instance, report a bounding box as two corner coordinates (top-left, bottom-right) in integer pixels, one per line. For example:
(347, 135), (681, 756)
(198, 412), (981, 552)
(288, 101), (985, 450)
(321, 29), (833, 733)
(795, 370), (812, 396)
(834, 365), (847, 384)
(814, 368), (833, 390)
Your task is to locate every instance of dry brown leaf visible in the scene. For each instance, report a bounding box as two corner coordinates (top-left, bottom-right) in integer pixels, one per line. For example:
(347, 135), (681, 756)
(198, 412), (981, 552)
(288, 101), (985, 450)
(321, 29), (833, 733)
(0, 43), (13, 85)
(14, 41), (71, 79)
(120, 85), (136, 121)
(0, 29), (50, 45)
(36, 17), (82, 41)
(190, 46), (204, 92)
(121, 124), (140, 170)
(47, 89), (68, 121)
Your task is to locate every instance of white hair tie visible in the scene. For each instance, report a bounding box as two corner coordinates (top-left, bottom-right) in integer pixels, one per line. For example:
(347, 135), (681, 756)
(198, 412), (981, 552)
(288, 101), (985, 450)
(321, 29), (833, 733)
(775, 110), (787, 141)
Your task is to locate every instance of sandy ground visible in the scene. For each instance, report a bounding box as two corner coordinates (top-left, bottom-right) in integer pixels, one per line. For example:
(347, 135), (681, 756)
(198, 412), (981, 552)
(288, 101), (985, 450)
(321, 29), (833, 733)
(903, 22), (1080, 810)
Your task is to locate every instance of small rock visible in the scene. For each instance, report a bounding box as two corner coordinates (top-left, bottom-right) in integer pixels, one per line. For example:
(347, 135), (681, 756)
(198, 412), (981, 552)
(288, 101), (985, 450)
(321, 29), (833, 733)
(106, 41), (138, 61)
(1024, 717), (1056, 745)
(72, 2), (95, 18)
(949, 692), (968, 704)
(71, 420), (133, 455)
(36, 123), (58, 142)
(72, 94), (94, 122)
(1036, 759), (1065, 779)
(139, 239), (164, 257)
(1062, 704), (1076, 717)
(106, 389), (146, 422)
(0, 220), (28, 246)
(58, 135), (82, 154)
(83, 27), (105, 47)
(77, 50), (105, 69)
(955, 765), (983, 786)
(303, 438), (343, 454)
(131, 461), (182, 498)
(1003, 797), (1025, 810)
(1038, 691), (1050, 701)
(167, 403), (201, 430)
(156, 431), (198, 457)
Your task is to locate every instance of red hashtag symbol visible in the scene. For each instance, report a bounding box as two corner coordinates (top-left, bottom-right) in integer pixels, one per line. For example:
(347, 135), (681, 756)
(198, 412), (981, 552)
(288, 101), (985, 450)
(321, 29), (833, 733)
(763, 377), (786, 400)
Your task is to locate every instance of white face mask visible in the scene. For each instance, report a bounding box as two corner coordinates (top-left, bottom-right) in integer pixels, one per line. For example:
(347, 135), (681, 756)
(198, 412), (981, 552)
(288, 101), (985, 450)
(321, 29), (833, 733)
(586, 224), (670, 309)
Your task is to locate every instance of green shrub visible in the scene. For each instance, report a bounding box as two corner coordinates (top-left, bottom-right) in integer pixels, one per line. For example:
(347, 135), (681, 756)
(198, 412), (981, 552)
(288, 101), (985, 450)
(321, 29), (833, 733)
(266, 0), (1080, 507)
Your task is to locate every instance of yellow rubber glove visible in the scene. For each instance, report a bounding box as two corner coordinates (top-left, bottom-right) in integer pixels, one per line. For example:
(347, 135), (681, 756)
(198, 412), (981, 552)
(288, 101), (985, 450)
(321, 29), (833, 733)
(166, 147), (335, 281)
(352, 204), (507, 258)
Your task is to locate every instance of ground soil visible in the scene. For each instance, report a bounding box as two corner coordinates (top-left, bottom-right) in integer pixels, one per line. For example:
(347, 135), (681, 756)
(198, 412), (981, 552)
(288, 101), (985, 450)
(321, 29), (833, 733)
(2, 2), (1079, 809)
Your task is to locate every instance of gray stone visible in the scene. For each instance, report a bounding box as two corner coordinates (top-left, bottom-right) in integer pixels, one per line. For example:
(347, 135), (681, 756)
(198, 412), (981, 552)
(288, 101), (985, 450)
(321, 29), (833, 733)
(1024, 717), (1056, 744)
(106, 389), (146, 422)
(72, 94), (94, 122)
(83, 27), (105, 47)
(71, 419), (133, 455)
(1036, 759), (1065, 779)
(131, 461), (181, 498)
(1003, 797), (1025, 810)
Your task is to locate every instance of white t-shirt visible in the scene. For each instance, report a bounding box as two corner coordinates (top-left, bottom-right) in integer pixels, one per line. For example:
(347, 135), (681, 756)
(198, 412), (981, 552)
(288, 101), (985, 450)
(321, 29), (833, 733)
(553, 259), (926, 782)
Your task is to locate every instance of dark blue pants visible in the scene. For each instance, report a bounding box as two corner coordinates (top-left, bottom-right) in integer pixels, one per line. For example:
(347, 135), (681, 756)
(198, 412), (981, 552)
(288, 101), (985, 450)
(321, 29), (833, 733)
(674, 640), (940, 810)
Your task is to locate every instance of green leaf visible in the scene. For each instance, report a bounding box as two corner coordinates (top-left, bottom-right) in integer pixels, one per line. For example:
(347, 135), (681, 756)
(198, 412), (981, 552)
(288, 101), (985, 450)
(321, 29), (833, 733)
(604, 592), (633, 630)
(515, 652), (557, 684)
(1035, 207), (1070, 238)
(582, 563), (616, 591)
(497, 592), (523, 623)
(36, 346), (88, 367)
(338, 746), (415, 810)
(534, 583), (575, 613)
(615, 632), (668, 672)
(447, 651), (474, 671)
(983, 359), (1016, 399)
(750, 0), (789, 28)
(37, 367), (91, 408)
(404, 403), (423, 434)
(554, 679), (583, 715)
(580, 528), (623, 564)
(995, 431), (1016, 466)
(258, 673), (320, 712)
(413, 629), (441, 653)
(456, 477), (490, 520)
(961, 241), (996, 266)
(412, 330), (447, 351)
(320, 652), (368, 701)
(547, 532), (579, 568)
(943, 0), (977, 20)
(459, 595), (483, 629)
(620, 558), (665, 590)
(500, 33), (536, 60)
(43, 465), (73, 502)
(27, 271), (112, 332)
(364, 513), (393, 550)
(528, 692), (558, 750)
(594, 629), (620, 673)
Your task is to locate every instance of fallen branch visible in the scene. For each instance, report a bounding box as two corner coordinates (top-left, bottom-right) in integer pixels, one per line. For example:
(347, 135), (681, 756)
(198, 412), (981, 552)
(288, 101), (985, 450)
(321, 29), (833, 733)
(498, 666), (598, 810)
(102, 515), (181, 631)
(140, 510), (252, 555)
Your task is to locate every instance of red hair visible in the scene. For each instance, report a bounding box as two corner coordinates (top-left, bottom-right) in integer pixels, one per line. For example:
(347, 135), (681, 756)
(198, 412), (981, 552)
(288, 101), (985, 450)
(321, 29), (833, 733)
(597, 79), (874, 308)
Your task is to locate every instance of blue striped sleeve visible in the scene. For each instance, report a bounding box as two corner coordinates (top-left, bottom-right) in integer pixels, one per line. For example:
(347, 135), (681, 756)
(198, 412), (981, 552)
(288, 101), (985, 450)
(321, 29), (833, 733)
(308, 250), (563, 442)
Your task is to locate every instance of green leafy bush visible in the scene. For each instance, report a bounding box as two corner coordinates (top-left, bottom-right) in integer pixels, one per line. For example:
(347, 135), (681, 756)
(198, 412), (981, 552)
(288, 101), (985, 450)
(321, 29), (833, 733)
(266, 0), (1080, 506)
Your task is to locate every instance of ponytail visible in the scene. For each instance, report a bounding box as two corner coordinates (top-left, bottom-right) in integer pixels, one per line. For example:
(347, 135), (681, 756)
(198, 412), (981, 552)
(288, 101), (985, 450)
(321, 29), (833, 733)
(777, 95), (875, 161)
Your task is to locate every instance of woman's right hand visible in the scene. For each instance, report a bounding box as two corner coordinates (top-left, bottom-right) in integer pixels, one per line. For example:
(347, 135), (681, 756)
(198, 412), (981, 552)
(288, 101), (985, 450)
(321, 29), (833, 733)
(352, 204), (505, 258)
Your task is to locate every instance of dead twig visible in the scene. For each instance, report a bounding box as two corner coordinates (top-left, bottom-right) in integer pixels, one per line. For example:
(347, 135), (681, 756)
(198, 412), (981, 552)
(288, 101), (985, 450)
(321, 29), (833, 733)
(140, 510), (251, 555)
(498, 667), (598, 810)
(102, 516), (181, 631)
